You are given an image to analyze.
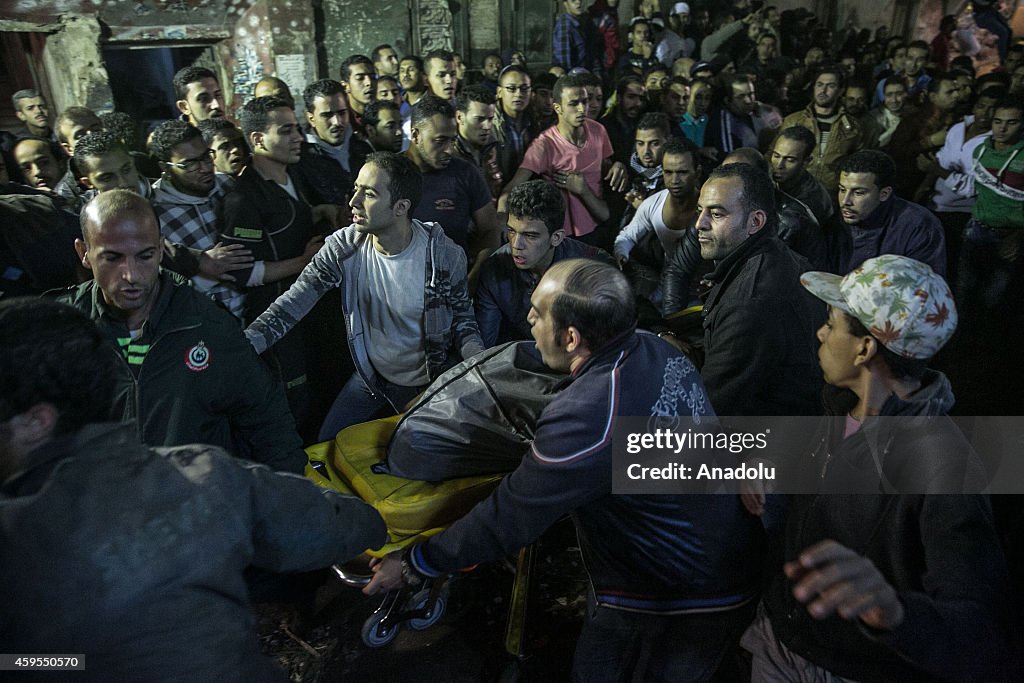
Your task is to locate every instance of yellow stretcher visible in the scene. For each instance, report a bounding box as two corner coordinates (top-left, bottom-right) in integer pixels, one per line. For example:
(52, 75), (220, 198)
(304, 416), (532, 653)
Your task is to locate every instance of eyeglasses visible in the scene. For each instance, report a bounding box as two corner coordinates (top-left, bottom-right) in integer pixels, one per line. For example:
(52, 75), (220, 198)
(166, 149), (215, 172)
(502, 85), (532, 94)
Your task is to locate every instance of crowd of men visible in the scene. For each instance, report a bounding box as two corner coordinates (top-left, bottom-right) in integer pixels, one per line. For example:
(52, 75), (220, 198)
(2, 0), (1023, 679)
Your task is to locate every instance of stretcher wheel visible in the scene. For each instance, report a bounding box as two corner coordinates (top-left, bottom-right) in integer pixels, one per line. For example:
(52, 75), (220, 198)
(361, 610), (400, 647)
(406, 588), (447, 630)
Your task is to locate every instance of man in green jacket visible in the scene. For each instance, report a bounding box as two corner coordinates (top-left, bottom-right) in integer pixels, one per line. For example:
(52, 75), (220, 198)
(59, 189), (306, 472)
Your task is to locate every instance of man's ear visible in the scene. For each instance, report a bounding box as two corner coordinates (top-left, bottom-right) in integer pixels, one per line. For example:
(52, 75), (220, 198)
(305, 110), (316, 128)
(747, 208), (768, 234)
(564, 325), (583, 353)
(74, 238), (91, 268)
(175, 98), (190, 117)
(879, 186), (893, 202)
(855, 335), (878, 367)
(8, 402), (60, 456)
(393, 197), (411, 218)
(78, 173), (95, 190)
(61, 142), (73, 158)
(249, 131), (265, 151)
(550, 229), (566, 247)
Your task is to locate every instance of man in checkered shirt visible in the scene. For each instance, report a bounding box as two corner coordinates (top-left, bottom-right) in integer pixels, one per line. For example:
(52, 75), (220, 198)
(149, 120), (246, 320)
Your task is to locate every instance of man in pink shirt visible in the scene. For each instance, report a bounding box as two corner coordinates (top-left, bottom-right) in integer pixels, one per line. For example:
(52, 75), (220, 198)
(500, 73), (627, 244)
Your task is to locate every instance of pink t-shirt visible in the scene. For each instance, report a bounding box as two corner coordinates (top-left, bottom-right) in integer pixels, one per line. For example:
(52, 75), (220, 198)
(520, 119), (612, 236)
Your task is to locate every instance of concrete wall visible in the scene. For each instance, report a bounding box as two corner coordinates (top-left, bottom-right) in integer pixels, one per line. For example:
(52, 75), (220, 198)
(321, 0), (413, 81)
(39, 16), (114, 114)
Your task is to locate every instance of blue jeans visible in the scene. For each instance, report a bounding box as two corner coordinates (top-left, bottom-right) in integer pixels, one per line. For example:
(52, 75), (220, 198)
(570, 590), (756, 682)
(317, 372), (424, 441)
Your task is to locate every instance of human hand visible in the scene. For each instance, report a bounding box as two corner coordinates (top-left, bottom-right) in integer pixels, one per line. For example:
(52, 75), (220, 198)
(363, 552), (405, 595)
(554, 170), (588, 196)
(785, 539), (905, 630)
(604, 162), (629, 193)
(199, 242), (254, 282)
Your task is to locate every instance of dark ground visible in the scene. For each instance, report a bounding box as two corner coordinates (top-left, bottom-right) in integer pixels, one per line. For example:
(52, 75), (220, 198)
(256, 519), (589, 682)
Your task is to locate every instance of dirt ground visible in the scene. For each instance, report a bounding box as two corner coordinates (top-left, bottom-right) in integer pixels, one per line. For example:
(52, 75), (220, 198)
(256, 520), (588, 682)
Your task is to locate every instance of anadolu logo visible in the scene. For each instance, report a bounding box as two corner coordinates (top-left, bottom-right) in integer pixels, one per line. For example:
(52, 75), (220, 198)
(185, 341), (211, 372)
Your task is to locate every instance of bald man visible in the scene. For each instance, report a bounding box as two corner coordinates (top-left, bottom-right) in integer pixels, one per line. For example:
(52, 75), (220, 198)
(58, 189), (306, 472)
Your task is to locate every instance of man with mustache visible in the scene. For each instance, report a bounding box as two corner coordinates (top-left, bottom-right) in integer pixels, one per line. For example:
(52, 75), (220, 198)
(173, 66), (226, 124)
(299, 78), (353, 209)
(11, 137), (63, 194)
(11, 89), (54, 140)
(340, 54), (377, 129)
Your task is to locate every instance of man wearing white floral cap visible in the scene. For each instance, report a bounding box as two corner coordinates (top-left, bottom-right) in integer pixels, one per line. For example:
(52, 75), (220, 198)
(740, 254), (1013, 682)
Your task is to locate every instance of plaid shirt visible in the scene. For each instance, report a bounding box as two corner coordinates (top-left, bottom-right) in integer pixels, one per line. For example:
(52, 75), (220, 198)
(552, 12), (602, 74)
(151, 174), (245, 320)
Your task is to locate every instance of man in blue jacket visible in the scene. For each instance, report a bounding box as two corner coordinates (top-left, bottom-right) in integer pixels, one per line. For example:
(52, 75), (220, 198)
(367, 258), (764, 681)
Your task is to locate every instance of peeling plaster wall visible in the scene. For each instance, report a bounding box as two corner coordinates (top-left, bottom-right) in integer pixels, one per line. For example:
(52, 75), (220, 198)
(40, 16), (113, 113)
(322, 0), (411, 81)
(224, 0), (274, 112)
(467, 0), (498, 66)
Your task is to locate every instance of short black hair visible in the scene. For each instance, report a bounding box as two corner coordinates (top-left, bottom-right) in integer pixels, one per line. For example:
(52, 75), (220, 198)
(992, 94), (1024, 117)
(532, 72), (558, 91)
(844, 311), (928, 380)
(365, 151), (422, 212)
(196, 118), (242, 146)
(547, 259), (636, 353)
(507, 180), (565, 236)
(410, 95), (455, 129)
(423, 49), (455, 69)
(340, 54), (375, 82)
(0, 299), (116, 433)
(173, 66), (218, 100)
(148, 120), (203, 162)
(74, 132), (131, 172)
(661, 136), (699, 166)
(377, 74), (399, 88)
(636, 111), (671, 138)
(776, 125), (816, 157)
(400, 55), (424, 71)
(553, 73), (590, 105)
(812, 64), (847, 91)
(362, 99), (400, 128)
(371, 44), (395, 63)
(303, 78), (346, 113)
(455, 84), (496, 113)
(99, 112), (136, 149)
(239, 96), (293, 137)
(614, 74), (644, 100)
(927, 71), (958, 94)
(707, 162), (777, 230)
(724, 147), (770, 175)
(838, 150), (896, 191)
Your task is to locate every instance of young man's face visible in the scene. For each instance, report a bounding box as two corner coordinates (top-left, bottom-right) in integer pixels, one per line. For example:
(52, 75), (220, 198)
(483, 55), (503, 80)
(399, 59), (425, 93)
(904, 47), (928, 77)
(412, 114), (457, 169)
(532, 87), (555, 118)
(350, 162), (398, 234)
(728, 80), (757, 116)
(457, 101), (496, 147)
(366, 108), (404, 152)
(929, 79), (960, 112)
(662, 151), (699, 201)
(631, 22), (651, 50)
(499, 71), (532, 116)
(813, 73), (842, 111)
(883, 82), (907, 114)
(770, 136), (811, 188)
(16, 96), (50, 135)
(562, 0), (586, 18)
(307, 92), (350, 146)
(80, 149), (140, 193)
(554, 87), (588, 129)
(507, 214), (563, 272)
(426, 58), (457, 100)
(618, 82), (646, 119)
(253, 107), (304, 165)
(644, 69), (669, 93)
(164, 136), (216, 197)
(13, 139), (61, 191)
(376, 78), (403, 106)
(344, 63), (377, 107)
(178, 77), (224, 122)
(634, 127), (667, 168)
(837, 171), (890, 225)
(59, 116), (103, 156)
(210, 129), (247, 176)
(991, 107), (1024, 148)
(374, 47), (399, 77)
(816, 305), (864, 389)
(756, 36), (777, 63)
(586, 86), (604, 119)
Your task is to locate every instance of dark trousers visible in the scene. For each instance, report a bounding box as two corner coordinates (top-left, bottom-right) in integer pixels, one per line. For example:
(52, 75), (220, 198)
(571, 591), (757, 683)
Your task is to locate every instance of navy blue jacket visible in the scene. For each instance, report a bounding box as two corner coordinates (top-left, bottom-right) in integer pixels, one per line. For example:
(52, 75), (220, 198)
(839, 196), (947, 277)
(412, 330), (764, 613)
